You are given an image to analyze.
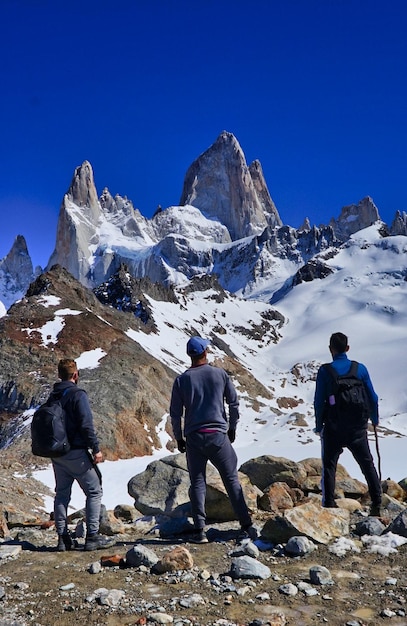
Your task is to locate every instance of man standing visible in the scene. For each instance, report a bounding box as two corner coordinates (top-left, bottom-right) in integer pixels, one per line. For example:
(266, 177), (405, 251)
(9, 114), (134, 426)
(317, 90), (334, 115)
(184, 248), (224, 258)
(51, 358), (115, 551)
(314, 332), (382, 515)
(170, 337), (256, 543)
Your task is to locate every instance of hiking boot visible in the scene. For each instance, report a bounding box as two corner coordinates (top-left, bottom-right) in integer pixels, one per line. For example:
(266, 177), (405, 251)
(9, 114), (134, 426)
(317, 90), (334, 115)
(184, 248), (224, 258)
(236, 524), (258, 544)
(188, 529), (208, 544)
(323, 502), (339, 509)
(84, 534), (116, 551)
(369, 503), (381, 517)
(56, 533), (73, 552)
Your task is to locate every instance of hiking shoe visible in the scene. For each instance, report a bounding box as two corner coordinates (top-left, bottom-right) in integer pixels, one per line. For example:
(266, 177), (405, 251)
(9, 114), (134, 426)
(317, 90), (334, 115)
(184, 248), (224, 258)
(323, 502), (339, 509)
(236, 524), (258, 543)
(369, 504), (381, 517)
(56, 533), (73, 552)
(188, 529), (208, 544)
(84, 534), (116, 551)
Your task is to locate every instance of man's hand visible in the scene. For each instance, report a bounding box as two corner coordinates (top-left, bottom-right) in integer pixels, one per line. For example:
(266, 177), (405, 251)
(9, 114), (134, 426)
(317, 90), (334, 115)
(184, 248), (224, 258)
(93, 451), (103, 463)
(177, 438), (186, 453)
(227, 429), (236, 443)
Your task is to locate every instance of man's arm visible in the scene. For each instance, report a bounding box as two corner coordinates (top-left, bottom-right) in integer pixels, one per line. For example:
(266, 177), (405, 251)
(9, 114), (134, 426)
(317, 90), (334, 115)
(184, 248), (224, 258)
(358, 363), (379, 425)
(169, 378), (184, 442)
(224, 375), (239, 432)
(74, 390), (100, 454)
(314, 366), (329, 433)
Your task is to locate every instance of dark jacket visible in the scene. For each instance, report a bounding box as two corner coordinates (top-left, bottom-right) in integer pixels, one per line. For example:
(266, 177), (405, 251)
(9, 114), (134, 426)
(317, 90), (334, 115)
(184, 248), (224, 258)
(53, 381), (100, 454)
(314, 353), (379, 433)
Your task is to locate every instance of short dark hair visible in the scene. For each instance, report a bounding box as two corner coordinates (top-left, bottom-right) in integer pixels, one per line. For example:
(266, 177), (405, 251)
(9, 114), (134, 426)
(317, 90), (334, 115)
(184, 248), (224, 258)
(58, 359), (78, 381)
(329, 332), (348, 354)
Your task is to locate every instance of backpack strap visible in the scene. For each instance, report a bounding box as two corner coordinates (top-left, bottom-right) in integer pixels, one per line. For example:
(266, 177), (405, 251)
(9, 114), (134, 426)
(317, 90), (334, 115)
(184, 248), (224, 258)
(324, 361), (359, 380)
(323, 363), (338, 382)
(349, 361), (359, 376)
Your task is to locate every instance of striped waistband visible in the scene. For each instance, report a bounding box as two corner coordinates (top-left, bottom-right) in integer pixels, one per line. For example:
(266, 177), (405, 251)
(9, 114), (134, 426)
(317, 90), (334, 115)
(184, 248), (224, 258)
(197, 428), (220, 433)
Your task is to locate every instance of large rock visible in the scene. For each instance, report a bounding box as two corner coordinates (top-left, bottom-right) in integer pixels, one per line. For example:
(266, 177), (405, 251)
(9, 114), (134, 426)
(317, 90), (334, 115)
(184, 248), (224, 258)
(239, 455), (307, 491)
(127, 454), (260, 521)
(261, 500), (350, 545)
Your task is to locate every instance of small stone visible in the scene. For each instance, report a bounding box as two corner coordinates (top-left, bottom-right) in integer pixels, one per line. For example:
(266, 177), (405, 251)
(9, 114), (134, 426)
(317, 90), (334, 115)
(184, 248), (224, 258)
(309, 565), (334, 586)
(60, 583), (75, 591)
(88, 561), (102, 574)
(381, 608), (396, 617)
(278, 583), (298, 596)
(148, 612), (173, 624)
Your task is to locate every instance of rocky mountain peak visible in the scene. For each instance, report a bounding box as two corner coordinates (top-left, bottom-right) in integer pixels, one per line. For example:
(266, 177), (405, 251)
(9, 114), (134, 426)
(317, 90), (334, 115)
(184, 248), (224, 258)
(390, 210), (407, 236)
(329, 196), (380, 240)
(46, 161), (102, 286)
(0, 235), (33, 284)
(0, 235), (35, 311)
(179, 131), (281, 240)
(67, 160), (100, 217)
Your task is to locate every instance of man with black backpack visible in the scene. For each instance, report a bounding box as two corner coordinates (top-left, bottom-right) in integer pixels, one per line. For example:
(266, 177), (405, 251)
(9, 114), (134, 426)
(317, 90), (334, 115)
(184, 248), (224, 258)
(50, 359), (115, 552)
(314, 332), (382, 516)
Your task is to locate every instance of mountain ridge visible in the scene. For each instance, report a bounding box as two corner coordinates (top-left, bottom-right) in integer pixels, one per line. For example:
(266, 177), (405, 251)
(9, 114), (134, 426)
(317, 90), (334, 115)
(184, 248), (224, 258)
(2, 131), (407, 309)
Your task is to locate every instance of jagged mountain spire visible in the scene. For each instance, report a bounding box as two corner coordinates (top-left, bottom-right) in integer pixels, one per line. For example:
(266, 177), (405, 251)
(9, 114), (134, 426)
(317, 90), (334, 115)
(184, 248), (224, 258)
(179, 131), (282, 240)
(47, 161), (102, 285)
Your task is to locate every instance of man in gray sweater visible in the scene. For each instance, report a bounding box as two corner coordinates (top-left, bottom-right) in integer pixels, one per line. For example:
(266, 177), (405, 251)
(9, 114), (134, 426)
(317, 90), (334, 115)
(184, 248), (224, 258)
(170, 337), (256, 543)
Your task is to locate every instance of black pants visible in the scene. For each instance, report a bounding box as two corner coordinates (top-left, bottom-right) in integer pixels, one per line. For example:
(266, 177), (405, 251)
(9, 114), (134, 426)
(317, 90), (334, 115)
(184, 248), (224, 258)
(321, 426), (381, 506)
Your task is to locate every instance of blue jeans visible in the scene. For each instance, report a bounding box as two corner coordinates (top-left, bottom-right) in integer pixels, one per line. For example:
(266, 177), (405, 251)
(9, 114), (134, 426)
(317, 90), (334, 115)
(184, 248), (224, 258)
(186, 430), (252, 530)
(52, 449), (103, 535)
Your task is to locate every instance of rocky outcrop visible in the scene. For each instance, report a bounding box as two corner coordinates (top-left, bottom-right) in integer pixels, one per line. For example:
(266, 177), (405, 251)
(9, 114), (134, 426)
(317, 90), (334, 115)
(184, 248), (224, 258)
(179, 131), (282, 240)
(390, 210), (407, 236)
(329, 196), (380, 240)
(47, 161), (102, 286)
(0, 235), (35, 311)
(0, 265), (176, 460)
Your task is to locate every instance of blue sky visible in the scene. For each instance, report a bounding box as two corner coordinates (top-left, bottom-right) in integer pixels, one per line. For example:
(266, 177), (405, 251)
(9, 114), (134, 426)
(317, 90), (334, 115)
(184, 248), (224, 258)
(1, 0), (407, 269)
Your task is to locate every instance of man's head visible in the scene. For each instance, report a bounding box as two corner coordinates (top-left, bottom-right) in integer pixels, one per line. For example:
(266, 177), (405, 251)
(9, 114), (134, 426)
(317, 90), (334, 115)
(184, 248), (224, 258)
(58, 358), (79, 383)
(329, 332), (349, 355)
(186, 336), (211, 363)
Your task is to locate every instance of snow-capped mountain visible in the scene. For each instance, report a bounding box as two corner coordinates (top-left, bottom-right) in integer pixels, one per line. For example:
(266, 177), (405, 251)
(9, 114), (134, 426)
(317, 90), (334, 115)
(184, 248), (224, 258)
(0, 235), (36, 314)
(42, 132), (406, 296)
(1, 131), (407, 496)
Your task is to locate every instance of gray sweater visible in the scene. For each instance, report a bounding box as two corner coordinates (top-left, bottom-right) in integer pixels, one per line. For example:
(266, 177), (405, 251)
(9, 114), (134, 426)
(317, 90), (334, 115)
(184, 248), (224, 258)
(170, 363), (239, 440)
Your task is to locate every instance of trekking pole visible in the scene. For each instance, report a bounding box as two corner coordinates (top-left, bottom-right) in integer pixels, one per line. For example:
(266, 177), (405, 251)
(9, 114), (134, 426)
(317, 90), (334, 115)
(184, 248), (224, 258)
(373, 425), (382, 482)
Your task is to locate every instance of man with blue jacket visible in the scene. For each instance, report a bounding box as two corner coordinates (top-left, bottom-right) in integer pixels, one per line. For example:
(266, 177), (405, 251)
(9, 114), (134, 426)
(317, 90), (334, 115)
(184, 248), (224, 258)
(170, 337), (256, 543)
(314, 332), (382, 515)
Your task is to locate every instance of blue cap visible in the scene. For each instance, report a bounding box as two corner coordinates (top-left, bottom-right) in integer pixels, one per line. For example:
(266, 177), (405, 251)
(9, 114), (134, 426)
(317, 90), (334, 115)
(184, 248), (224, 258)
(186, 336), (211, 357)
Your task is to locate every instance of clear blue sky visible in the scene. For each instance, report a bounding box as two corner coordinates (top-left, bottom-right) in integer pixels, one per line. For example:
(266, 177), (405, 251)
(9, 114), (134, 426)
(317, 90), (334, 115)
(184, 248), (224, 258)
(1, 0), (407, 269)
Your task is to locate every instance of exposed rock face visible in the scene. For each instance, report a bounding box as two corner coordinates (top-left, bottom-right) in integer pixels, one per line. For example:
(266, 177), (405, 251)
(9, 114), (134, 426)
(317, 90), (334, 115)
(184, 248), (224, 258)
(390, 210), (407, 236)
(47, 161), (102, 286)
(179, 131), (282, 240)
(329, 196), (380, 240)
(0, 265), (176, 461)
(0, 236), (35, 310)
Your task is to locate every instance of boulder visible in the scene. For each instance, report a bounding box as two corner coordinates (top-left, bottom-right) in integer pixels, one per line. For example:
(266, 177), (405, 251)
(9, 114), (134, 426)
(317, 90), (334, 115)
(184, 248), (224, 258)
(258, 482), (296, 513)
(384, 509), (407, 538)
(154, 546), (194, 574)
(239, 455), (307, 490)
(128, 454), (259, 521)
(382, 479), (406, 502)
(261, 500), (349, 545)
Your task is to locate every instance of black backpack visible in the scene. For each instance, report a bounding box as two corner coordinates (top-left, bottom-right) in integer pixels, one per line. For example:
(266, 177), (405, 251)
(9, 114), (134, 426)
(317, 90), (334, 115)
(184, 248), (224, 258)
(31, 388), (77, 458)
(323, 361), (370, 428)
